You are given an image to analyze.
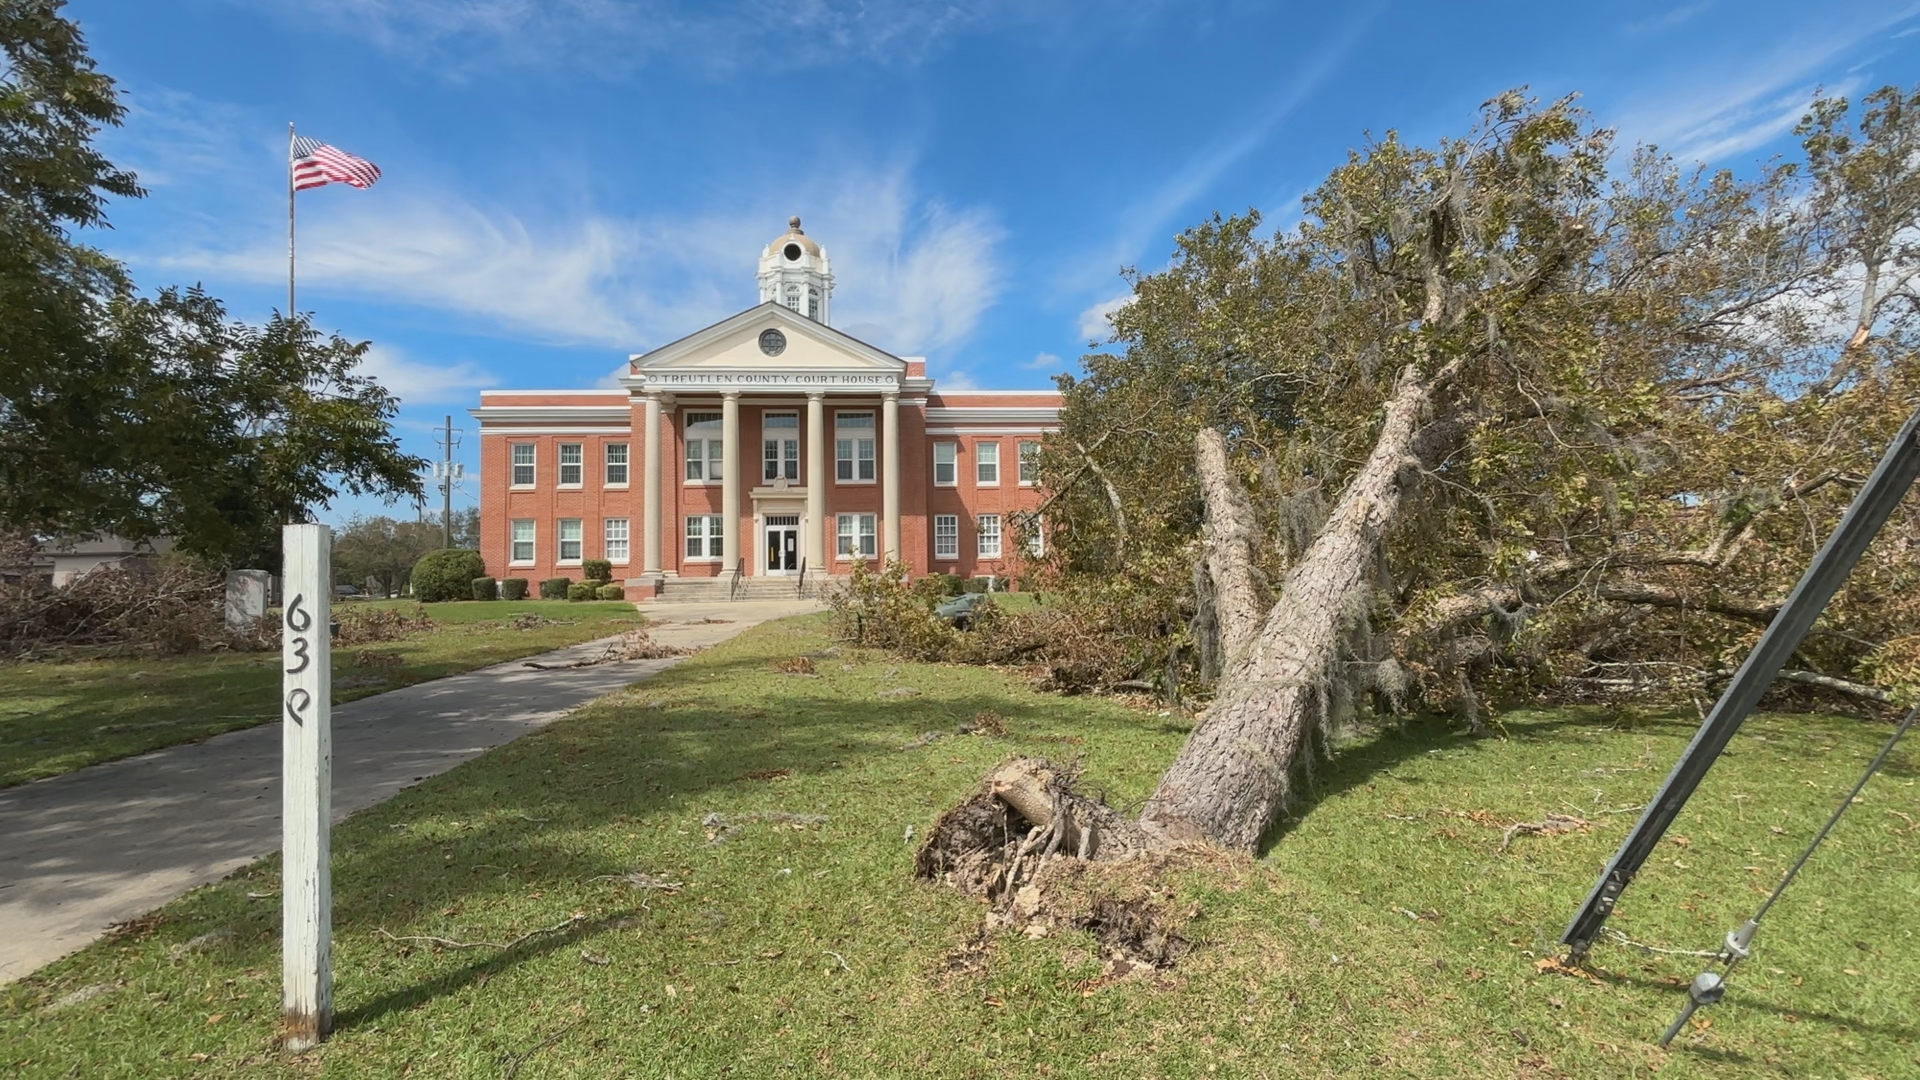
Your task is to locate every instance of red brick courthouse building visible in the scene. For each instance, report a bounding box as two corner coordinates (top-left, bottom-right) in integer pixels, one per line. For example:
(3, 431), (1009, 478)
(472, 218), (1062, 599)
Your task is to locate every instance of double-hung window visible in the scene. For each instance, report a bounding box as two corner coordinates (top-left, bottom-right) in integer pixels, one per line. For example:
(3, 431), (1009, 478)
(604, 443), (629, 486)
(510, 519), (535, 563)
(684, 515), (724, 560)
(684, 412), (722, 482)
(558, 443), (584, 486)
(975, 442), (1000, 486)
(977, 514), (1002, 559)
(510, 444), (535, 487)
(835, 513), (877, 559)
(1018, 441), (1040, 486)
(604, 518), (629, 563)
(933, 442), (957, 486)
(835, 411), (875, 482)
(557, 519), (583, 562)
(1024, 517), (1045, 557)
(933, 514), (959, 560)
(763, 412), (799, 482)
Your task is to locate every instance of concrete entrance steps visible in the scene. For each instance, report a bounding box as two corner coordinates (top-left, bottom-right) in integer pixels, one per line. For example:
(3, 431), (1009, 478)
(646, 575), (844, 603)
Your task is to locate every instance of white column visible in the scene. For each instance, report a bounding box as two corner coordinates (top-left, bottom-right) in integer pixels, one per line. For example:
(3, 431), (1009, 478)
(806, 392), (826, 569)
(281, 523), (332, 1050)
(721, 392), (741, 572)
(882, 390), (901, 561)
(642, 393), (662, 575)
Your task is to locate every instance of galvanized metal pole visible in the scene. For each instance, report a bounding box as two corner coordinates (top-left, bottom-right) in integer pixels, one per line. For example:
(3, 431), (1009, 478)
(281, 524), (333, 1049)
(1562, 405), (1920, 956)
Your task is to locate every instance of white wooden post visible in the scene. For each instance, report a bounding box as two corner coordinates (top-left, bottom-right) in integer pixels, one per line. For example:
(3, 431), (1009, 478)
(281, 524), (332, 1049)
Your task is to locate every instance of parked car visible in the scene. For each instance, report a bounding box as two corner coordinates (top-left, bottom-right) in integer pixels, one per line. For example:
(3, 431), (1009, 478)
(934, 592), (991, 630)
(333, 584), (362, 598)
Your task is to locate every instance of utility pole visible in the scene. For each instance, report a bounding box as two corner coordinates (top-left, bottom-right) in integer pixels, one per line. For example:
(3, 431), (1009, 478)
(441, 415), (453, 548)
(432, 415), (464, 548)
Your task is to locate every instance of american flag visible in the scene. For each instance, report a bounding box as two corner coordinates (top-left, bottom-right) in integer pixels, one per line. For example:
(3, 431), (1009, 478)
(290, 135), (381, 192)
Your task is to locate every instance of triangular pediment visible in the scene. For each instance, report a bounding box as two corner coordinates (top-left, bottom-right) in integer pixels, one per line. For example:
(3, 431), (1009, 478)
(630, 303), (904, 375)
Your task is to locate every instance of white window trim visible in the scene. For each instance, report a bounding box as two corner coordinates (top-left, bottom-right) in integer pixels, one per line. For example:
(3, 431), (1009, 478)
(510, 443), (536, 489)
(833, 410), (877, 486)
(761, 411), (801, 483)
(932, 441), (958, 488)
(977, 514), (1003, 559)
(604, 443), (630, 489)
(683, 515), (725, 563)
(975, 442), (1001, 488)
(604, 518), (631, 566)
(509, 519), (536, 566)
(557, 443), (585, 489)
(834, 513), (878, 561)
(683, 415), (723, 486)
(556, 518), (584, 565)
(1018, 441), (1040, 488)
(933, 514), (960, 562)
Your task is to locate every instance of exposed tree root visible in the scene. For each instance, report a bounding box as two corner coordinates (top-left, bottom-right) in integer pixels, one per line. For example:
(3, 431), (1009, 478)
(916, 756), (1237, 974)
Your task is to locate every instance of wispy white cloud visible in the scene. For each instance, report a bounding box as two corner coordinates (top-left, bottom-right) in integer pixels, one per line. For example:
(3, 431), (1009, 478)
(1026, 351), (1062, 371)
(229, 0), (1156, 77)
(1077, 294), (1130, 345)
(117, 90), (1005, 358)
(1622, 1), (1713, 36)
(1076, 3), (1380, 283)
(356, 343), (499, 404)
(1609, 8), (1915, 164)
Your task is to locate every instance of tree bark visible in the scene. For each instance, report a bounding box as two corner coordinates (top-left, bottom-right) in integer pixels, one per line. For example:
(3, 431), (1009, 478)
(1193, 426), (1266, 675)
(1141, 363), (1450, 849)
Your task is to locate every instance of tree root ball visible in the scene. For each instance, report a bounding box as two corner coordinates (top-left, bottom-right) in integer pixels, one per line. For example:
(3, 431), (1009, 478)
(915, 757), (1250, 973)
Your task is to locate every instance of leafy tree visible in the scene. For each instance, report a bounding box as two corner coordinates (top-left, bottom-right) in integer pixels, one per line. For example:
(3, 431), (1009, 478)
(0, 1), (423, 564)
(331, 515), (443, 597)
(928, 87), (1920, 868)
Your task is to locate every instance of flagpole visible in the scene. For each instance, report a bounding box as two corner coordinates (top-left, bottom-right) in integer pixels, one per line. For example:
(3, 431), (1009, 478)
(287, 122), (296, 318)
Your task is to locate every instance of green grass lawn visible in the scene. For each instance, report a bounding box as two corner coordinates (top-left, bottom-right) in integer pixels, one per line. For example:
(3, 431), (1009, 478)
(3, 614), (1914, 1078)
(0, 600), (644, 788)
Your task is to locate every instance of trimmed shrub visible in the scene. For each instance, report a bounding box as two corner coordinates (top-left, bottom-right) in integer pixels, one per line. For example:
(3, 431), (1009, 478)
(539, 577), (572, 600)
(962, 576), (997, 594)
(500, 578), (529, 601)
(470, 577), (498, 601)
(922, 572), (965, 599)
(582, 559), (613, 583)
(411, 549), (487, 602)
(597, 584), (625, 601)
(566, 582), (595, 602)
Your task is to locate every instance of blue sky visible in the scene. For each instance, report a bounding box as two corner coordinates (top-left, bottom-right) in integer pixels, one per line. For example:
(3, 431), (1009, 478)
(71, 0), (1920, 523)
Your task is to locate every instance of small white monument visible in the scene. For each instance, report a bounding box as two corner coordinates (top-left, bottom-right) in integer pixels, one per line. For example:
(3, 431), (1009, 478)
(224, 570), (271, 633)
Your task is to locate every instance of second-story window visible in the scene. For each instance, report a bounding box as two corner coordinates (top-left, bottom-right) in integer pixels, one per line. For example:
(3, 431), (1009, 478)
(685, 411), (722, 482)
(558, 443), (583, 486)
(511, 443), (535, 487)
(835, 411), (875, 482)
(933, 442), (957, 486)
(763, 411), (799, 482)
(604, 443), (628, 485)
(975, 441), (1000, 486)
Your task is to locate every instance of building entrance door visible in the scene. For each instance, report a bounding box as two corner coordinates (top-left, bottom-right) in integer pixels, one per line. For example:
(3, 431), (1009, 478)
(763, 515), (800, 575)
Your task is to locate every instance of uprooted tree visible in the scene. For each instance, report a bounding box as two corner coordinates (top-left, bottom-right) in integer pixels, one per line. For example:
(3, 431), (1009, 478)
(919, 86), (1920, 910)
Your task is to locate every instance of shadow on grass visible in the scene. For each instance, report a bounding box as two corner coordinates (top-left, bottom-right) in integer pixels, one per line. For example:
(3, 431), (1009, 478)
(134, 639), (1152, 1020)
(1256, 706), (1687, 853)
(1589, 965), (1920, 1045)
(332, 909), (641, 1031)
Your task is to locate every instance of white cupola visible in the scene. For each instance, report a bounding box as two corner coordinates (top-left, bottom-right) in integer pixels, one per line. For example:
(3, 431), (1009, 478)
(757, 216), (833, 324)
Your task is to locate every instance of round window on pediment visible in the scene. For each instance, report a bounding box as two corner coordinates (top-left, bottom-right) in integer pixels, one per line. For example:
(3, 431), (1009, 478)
(783, 243), (803, 262)
(759, 328), (787, 356)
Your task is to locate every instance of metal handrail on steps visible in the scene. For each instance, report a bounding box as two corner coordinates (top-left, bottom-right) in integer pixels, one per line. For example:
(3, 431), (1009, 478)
(727, 557), (745, 601)
(796, 558), (808, 599)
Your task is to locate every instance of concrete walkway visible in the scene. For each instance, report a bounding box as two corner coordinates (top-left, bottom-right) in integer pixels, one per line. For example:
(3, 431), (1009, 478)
(0, 599), (820, 984)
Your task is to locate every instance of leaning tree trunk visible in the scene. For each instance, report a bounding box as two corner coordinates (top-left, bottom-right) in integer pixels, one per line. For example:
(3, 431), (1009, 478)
(1140, 364), (1448, 850)
(1193, 426), (1266, 676)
